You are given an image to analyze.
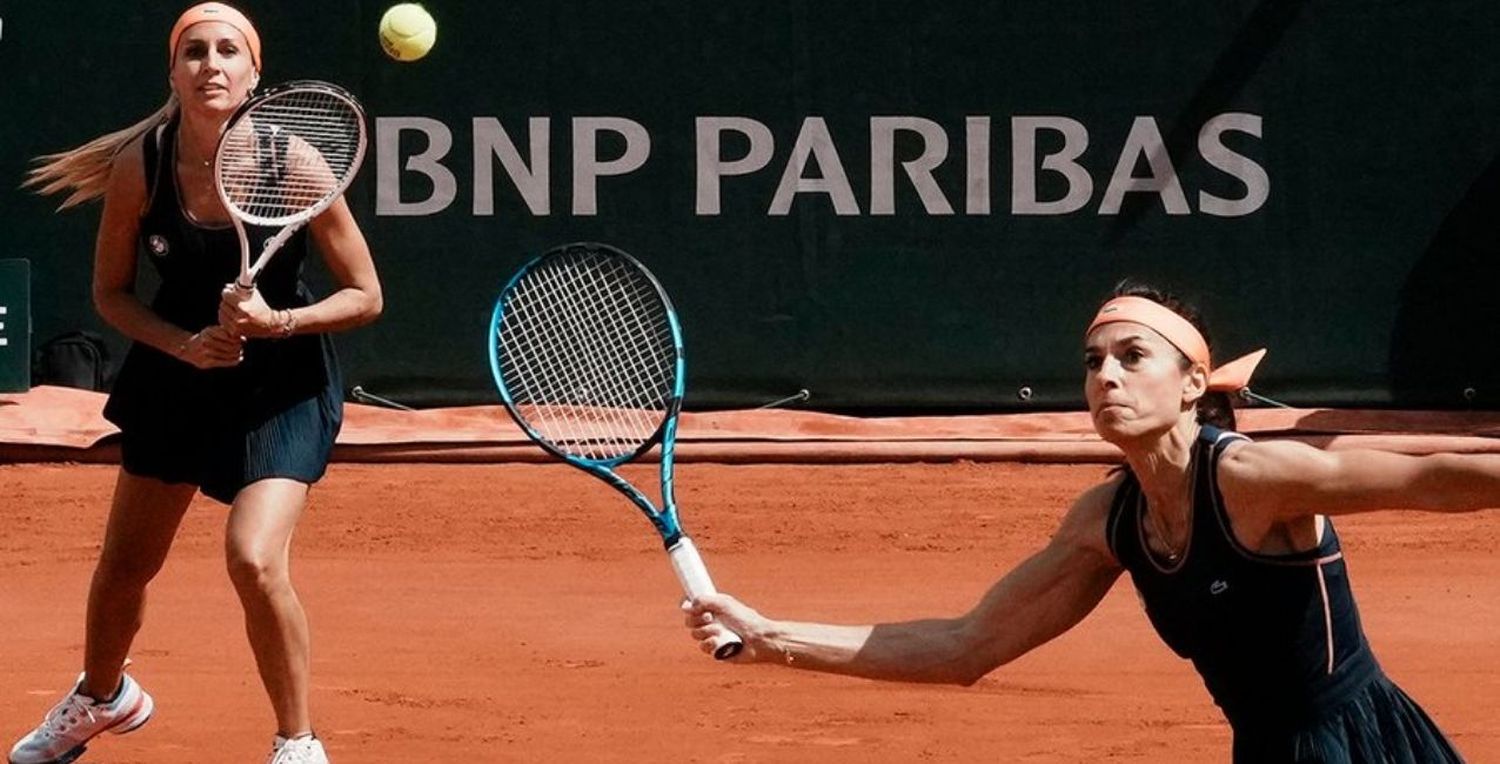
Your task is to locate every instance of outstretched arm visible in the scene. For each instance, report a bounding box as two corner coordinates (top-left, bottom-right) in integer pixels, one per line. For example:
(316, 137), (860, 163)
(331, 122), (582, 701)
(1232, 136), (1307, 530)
(1220, 440), (1500, 518)
(686, 480), (1124, 686)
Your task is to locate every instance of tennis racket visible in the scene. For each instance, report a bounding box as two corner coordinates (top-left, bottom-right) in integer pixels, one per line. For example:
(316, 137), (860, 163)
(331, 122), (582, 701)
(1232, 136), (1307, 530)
(214, 80), (367, 290)
(488, 242), (743, 660)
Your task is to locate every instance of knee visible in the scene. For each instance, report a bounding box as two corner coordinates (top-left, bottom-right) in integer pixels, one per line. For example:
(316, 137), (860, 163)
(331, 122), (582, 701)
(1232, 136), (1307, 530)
(224, 544), (289, 596)
(94, 551), (164, 592)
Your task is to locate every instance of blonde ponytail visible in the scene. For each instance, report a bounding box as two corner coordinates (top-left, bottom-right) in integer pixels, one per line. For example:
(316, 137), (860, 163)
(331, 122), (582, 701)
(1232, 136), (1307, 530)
(23, 94), (180, 210)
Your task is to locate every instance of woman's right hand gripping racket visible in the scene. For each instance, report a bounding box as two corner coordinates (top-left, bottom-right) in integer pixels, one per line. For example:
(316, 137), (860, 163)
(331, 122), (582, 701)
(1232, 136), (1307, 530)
(215, 80), (367, 292)
(487, 242), (743, 660)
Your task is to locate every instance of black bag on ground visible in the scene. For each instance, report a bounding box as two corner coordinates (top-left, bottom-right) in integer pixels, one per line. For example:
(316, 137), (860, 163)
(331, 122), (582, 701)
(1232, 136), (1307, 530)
(33, 331), (114, 392)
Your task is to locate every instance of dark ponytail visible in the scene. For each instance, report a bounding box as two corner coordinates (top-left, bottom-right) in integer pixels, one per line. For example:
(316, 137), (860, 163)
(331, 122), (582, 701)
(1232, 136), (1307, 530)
(1108, 280), (1236, 431)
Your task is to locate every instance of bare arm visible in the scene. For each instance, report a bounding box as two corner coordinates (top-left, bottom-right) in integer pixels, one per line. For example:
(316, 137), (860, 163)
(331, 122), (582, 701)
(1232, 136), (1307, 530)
(1220, 439), (1500, 518)
(219, 195), (382, 337)
(294, 196), (382, 332)
(93, 136), (240, 369)
(687, 480), (1124, 686)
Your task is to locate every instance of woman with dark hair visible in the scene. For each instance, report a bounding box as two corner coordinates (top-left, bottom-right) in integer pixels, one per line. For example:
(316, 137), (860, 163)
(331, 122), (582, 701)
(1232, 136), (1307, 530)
(686, 282), (1490, 761)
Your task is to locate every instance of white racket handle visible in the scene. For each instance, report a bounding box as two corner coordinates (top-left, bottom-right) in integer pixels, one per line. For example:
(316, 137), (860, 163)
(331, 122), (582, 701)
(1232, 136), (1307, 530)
(238, 223), (303, 289)
(667, 536), (744, 660)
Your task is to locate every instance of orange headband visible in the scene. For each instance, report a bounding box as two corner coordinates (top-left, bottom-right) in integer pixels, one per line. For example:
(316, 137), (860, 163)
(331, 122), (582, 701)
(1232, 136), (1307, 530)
(169, 3), (262, 72)
(1086, 296), (1267, 392)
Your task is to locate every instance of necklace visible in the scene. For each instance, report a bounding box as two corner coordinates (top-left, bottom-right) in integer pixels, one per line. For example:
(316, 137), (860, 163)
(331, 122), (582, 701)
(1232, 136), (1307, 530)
(176, 134), (213, 168)
(1145, 506), (1184, 562)
(1142, 451), (1195, 564)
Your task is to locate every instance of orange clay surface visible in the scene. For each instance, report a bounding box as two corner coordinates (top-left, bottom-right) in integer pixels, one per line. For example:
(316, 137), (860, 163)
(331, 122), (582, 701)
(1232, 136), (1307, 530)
(2, 461), (1497, 762)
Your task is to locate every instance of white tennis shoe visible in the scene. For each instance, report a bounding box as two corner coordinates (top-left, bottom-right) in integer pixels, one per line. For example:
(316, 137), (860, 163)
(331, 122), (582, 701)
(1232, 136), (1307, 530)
(266, 734), (329, 764)
(8, 673), (154, 764)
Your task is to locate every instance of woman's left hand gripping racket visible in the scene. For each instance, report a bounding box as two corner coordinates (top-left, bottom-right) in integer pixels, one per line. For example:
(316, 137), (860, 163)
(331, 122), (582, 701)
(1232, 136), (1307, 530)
(488, 242), (744, 660)
(215, 80), (367, 291)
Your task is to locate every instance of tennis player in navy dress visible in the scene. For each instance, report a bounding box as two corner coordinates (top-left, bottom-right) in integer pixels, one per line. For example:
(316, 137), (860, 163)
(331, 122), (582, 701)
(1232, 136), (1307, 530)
(685, 283), (1492, 762)
(11, 4), (381, 763)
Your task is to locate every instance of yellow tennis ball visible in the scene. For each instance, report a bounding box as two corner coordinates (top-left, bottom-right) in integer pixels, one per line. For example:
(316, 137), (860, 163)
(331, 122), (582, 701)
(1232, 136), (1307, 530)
(379, 4), (437, 62)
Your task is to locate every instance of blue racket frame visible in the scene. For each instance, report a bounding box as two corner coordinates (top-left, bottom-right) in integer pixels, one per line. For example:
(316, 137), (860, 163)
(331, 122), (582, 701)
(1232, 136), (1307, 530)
(486, 242), (691, 547)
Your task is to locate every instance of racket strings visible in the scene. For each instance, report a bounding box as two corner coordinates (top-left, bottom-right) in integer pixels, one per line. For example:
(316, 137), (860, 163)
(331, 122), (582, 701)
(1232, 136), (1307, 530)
(498, 251), (677, 460)
(505, 280), (665, 457)
(560, 261), (674, 394)
(510, 269), (635, 451)
(505, 257), (672, 454)
(217, 89), (362, 224)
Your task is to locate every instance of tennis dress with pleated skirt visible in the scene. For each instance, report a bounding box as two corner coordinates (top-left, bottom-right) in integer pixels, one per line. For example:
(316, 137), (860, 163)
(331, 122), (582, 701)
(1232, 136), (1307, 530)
(103, 115), (342, 504)
(1106, 425), (1463, 763)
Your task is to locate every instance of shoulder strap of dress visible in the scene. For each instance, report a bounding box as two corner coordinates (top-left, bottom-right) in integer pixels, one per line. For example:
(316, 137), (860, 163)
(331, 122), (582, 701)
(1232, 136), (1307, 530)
(1197, 424), (1249, 504)
(1196, 423), (1253, 541)
(142, 116), (174, 207)
(1198, 423), (1251, 452)
(1198, 423), (1224, 445)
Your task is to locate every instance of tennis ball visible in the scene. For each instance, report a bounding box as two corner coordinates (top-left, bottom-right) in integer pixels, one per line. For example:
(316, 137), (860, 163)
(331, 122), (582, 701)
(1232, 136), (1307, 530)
(379, 4), (437, 62)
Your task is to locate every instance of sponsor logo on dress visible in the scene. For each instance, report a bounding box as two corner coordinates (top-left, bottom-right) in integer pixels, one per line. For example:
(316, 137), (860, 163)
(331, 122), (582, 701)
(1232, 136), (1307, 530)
(1210, 579), (1229, 595)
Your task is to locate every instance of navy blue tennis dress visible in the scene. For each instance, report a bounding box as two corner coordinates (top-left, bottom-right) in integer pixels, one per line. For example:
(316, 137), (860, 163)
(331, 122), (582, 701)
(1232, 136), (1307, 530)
(102, 115), (342, 504)
(1107, 425), (1463, 763)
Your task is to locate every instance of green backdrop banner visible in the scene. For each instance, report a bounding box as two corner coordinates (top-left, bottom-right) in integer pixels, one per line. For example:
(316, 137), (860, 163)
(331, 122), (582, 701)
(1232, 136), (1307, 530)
(0, 259), (30, 392)
(2, 2), (1496, 409)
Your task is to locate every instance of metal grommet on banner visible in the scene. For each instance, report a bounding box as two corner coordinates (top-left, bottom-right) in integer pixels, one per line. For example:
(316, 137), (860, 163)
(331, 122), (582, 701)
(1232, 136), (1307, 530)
(1238, 387), (1292, 409)
(758, 389), (811, 409)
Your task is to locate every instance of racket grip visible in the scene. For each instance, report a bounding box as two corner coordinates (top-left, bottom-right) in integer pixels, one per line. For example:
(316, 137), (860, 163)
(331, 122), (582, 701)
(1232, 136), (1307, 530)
(667, 536), (744, 660)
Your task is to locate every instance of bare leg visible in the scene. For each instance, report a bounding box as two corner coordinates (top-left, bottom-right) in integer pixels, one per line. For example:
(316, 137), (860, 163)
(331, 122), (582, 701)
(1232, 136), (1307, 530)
(225, 478), (313, 738)
(80, 470), (197, 700)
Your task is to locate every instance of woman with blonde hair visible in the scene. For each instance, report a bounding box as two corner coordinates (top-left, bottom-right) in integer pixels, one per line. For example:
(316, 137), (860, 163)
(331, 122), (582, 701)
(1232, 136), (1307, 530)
(9, 4), (380, 763)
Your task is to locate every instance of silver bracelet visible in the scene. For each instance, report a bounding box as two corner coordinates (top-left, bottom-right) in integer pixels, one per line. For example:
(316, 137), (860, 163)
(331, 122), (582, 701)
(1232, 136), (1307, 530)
(276, 309), (297, 339)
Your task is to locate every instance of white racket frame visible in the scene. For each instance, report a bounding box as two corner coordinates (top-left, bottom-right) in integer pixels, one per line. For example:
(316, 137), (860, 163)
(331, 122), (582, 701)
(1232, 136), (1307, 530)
(213, 80), (368, 290)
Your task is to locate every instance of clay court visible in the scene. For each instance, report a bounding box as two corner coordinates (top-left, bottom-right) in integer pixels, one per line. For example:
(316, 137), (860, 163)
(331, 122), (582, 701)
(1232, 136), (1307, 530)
(3, 441), (1498, 761)
(4, 4), (1500, 761)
